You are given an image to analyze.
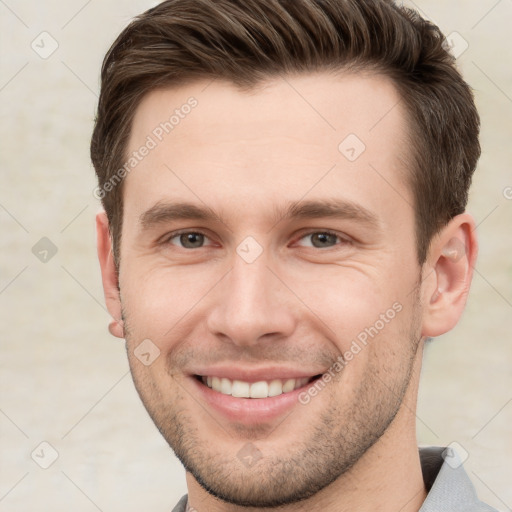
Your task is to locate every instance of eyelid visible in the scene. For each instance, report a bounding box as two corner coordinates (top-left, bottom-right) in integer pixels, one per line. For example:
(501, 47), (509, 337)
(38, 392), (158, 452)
(161, 229), (216, 247)
(292, 229), (352, 248)
(161, 228), (353, 249)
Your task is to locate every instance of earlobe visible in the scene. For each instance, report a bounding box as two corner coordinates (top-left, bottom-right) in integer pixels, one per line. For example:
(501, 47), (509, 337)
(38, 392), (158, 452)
(96, 211), (125, 339)
(421, 213), (478, 338)
(108, 318), (124, 338)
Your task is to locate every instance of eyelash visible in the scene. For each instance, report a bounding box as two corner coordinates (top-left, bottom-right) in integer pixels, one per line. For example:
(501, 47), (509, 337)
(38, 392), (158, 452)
(162, 229), (351, 250)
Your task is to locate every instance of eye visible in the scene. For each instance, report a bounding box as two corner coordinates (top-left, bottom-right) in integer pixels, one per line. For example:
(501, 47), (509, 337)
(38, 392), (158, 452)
(162, 229), (350, 251)
(165, 230), (213, 249)
(295, 230), (349, 249)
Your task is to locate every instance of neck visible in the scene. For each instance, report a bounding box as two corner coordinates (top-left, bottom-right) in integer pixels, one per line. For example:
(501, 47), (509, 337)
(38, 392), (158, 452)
(186, 347), (427, 512)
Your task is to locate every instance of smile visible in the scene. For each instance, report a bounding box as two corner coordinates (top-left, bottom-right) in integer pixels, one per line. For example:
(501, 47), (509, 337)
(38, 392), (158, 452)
(198, 375), (319, 398)
(190, 367), (326, 423)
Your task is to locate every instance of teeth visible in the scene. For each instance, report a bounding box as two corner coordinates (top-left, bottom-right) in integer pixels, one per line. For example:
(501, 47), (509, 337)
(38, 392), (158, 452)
(282, 379), (295, 393)
(202, 376), (312, 398)
(220, 378), (232, 395)
(268, 379), (283, 397)
(231, 380), (250, 397)
(250, 381), (268, 398)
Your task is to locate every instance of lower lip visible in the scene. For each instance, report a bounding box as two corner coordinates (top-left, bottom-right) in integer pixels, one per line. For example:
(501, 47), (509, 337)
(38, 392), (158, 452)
(189, 376), (318, 424)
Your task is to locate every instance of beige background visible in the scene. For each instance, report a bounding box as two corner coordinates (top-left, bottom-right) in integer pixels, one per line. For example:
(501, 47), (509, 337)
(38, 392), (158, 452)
(0, 0), (511, 510)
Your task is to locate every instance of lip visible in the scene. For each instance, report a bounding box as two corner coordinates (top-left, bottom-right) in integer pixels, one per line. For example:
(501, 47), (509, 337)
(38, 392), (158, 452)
(190, 365), (323, 383)
(189, 372), (323, 425)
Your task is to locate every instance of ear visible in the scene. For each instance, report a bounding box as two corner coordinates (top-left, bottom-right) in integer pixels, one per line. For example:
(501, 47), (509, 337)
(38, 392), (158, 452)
(421, 213), (478, 338)
(96, 211), (124, 339)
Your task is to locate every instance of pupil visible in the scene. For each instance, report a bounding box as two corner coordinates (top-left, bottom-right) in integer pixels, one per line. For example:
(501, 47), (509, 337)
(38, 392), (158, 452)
(313, 233), (334, 247)
(182, 233), (203, 248)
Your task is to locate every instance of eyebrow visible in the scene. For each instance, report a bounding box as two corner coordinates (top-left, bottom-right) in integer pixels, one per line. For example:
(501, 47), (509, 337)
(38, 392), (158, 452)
(139, 198), (380, 231)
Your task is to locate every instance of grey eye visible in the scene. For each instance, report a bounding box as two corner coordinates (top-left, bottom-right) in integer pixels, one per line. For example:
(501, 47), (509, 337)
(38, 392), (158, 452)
(298, 232), (340, 249)
(169, 232), (207, 249)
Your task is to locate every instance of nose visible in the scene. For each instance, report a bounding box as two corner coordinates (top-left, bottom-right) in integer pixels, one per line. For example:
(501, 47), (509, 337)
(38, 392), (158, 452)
(206, 249), (297, 347)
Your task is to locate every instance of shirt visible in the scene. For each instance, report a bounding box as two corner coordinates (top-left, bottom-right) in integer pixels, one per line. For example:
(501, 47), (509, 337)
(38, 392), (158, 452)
(171, 446), (498, 512)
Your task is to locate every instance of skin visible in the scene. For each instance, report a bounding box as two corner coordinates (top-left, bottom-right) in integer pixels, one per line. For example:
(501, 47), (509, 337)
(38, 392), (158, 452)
(96, 71), (478, 512)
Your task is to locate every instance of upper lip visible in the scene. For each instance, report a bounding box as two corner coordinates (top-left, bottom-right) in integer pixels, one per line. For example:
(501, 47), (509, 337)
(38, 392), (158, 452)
(191, 366), (324, 383)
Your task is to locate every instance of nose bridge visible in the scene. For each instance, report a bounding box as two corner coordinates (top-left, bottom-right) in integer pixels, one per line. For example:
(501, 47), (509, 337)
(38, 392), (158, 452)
(232, 252), (273, 314)
(206, 246), (295, 346)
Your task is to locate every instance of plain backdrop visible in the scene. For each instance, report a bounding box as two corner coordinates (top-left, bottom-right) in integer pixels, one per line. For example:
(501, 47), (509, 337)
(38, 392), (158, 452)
(0, 0), (511, 510)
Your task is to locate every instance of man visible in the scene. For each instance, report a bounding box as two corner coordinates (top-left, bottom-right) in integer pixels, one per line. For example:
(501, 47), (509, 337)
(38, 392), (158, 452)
(90, 0), (497, 510)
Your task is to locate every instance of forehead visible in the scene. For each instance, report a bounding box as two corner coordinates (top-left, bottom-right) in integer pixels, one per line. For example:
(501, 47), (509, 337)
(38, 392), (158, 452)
(130, 71), (408, 148)
(124, 71), (412, 229)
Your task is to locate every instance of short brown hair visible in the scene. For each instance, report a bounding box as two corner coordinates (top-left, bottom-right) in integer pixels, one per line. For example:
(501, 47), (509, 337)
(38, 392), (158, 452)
(91, 0), (480, 266)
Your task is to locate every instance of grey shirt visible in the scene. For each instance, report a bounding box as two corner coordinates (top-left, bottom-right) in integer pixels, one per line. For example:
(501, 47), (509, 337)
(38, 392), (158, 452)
(171, 446), (498, 512)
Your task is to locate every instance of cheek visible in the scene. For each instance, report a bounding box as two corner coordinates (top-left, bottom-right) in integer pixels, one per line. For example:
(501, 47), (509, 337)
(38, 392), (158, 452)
(120, 263), (216, 339)
(297, 270), (404, 350)
(120, 249), (417, 352)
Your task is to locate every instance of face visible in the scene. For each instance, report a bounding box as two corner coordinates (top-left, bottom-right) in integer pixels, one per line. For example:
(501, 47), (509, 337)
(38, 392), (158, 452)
(117, 72), (425, 506)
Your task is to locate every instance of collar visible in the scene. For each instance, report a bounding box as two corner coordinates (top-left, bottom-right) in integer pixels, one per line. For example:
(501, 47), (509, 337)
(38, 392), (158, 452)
(418, 446), (497, 511)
